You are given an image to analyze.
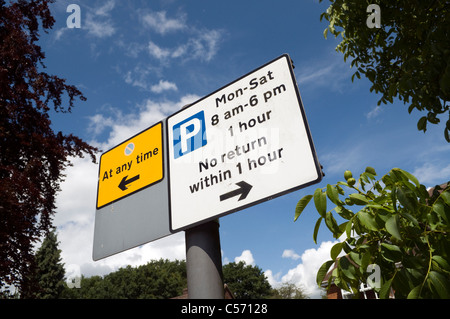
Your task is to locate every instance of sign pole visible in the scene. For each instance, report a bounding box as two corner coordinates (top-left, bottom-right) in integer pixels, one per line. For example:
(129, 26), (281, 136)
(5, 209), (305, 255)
(185, 219), (224, 299)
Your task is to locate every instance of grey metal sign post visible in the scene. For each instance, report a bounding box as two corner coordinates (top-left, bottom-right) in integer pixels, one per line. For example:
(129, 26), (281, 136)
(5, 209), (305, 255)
(185, 220), (224, 299)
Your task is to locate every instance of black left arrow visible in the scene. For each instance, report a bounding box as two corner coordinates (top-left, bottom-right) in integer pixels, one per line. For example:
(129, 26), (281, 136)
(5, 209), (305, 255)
(220, 181), (253, 202)
(118, 174), (140, 191)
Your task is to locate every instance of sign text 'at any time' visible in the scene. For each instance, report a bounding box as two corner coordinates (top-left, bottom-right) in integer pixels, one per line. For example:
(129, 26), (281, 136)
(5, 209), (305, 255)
(96, 122), (163, 209)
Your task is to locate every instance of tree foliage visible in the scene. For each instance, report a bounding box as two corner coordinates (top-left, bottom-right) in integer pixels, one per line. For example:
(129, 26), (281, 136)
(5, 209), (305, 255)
(32, 230), (66, 298)
(269, 283), (309, 299)
(223, 261), (272, 299)
(62, 259), (277, 299)
(319, 0), (450, 141)
(0, 0), (98, 292)
(62, 259), (187, 299)
(295, 167), (450, 298)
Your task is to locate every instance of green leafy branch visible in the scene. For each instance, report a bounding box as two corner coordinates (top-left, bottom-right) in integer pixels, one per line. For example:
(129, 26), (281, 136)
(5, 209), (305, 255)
(295, 167), (450, 298)
(319, 0), (450, 142)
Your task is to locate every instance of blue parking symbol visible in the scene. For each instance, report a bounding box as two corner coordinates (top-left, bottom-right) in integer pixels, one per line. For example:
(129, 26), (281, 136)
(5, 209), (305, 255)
(173, 111), (207, 159)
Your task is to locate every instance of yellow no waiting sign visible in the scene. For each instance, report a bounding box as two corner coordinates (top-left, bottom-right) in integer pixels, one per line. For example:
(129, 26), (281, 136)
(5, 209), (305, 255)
(96, 122), (164, 209)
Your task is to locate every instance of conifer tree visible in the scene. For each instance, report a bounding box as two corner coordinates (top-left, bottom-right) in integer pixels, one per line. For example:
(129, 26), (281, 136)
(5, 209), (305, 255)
(33, 230), (66, 299)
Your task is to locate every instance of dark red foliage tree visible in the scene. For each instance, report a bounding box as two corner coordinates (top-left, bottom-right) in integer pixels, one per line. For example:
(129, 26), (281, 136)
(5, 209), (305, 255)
(0, 0), (98, 294)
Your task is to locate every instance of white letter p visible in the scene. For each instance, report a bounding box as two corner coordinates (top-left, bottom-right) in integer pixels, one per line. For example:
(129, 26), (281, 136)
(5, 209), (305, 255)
(180, 118), (201, 154)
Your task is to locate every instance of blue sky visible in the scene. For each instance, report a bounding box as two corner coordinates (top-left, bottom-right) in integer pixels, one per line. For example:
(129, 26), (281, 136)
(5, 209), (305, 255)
(40, 0), (450, 298)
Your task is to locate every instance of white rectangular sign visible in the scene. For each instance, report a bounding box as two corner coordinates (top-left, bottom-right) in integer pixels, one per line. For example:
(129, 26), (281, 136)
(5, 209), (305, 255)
(167, 54), (322, 232)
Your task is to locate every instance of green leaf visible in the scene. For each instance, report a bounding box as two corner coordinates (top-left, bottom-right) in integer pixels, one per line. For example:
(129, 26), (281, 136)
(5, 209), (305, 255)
(313, 217), (323, 244)
(365, 166), (376, 175)
(396, 187), (417, 211)
(407, 285), (421, 299)
(417, 116), (427, 132)
(357, 211), (379, 231)
(294, 195), (313, 222)
(432, 201), (450, 224)
(361, 251), (372, 272)
(427, 211), (441, 230)
(352, 71), (361, 82)
(316, 260), (334, 286)
(330, 242), (343, 260)
(428, 271), (450, 299)
(336, 184), (345, 195)
(381, 243), (402, 262)
(391, 186), (398, 212)
(338, 221), (349, 236)
(339, 256), (357, 281)
(396, 168), (420, 188)
(432, 256), (450, 272)
(380, 277), (393, 299)
(349, 193), (369, 205)
(367, 203), (394, 213)
(325, 211), (341, 236)
(441, 191), (450, 205)
(345, 219), (353, 238)
(386, 215), (402, 240)
(335, 205), (354, 220)
(314, 188), (327, 217)
(401, 212), (419, 226)
(348, 251), (362, 267)
(327, 184), (341, 205)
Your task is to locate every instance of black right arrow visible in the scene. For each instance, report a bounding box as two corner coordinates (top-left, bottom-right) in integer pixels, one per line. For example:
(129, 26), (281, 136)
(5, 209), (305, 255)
(220, 181), (253, 202)
(118, 174), (140, 191)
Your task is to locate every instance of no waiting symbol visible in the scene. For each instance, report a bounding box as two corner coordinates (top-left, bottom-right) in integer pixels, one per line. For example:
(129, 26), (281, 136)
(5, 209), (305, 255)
(124, 143), (135, 156)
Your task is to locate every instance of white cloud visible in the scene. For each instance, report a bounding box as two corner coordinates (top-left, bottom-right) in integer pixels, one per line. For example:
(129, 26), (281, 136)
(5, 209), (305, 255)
(151, 80), (178, 93)
(141, 11), (186, 35)
(265, 241), (340, 298)
(264, 269), (282, 288)
(88, 95), (200, 150)
(298, 65), (334, 86)
(171, 45), (187, 59)
(85, 15), (116, 38)
(282, 249), (301, 260)
(147, 29), (223, 63)
(123, 65), (159, 91)
(187, 29), (222, 62)
(84, 0), (116, 38)
(148, 41), (171, 60)
(296, 52), (352, 93)
(124, 70), (147, 90)
(54, 27), (68, 41)
(412, 162), (450, 186)
(87, 113), (117, 136)
(140, 10), (223, 64)
(319, 142), (367, 176)
(366, 105), (384, 119)
(234, 250), (255, 266)
(95, 0), (115, 17)
(120, 42), (146, 58)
